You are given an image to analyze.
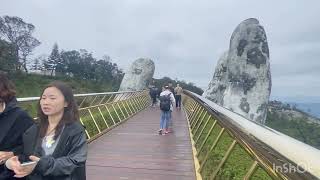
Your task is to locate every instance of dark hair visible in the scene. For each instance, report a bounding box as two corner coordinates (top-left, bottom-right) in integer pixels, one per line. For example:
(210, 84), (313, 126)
(38, 81), (79, 140)
(0, 71), (16, 103)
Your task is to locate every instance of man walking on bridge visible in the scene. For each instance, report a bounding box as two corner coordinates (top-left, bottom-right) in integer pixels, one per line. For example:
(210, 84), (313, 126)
(158, 85), (175, 135)
(174, 84), (183, 109)
(149, 85), (158, 107)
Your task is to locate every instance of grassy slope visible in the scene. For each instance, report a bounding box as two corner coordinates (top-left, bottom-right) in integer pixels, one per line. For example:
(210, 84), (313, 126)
(266, 110), (320, 150)
(9, 73), (116, 97)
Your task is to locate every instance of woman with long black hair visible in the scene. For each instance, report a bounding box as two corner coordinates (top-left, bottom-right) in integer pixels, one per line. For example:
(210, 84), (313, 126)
(6, 81), (87, 180)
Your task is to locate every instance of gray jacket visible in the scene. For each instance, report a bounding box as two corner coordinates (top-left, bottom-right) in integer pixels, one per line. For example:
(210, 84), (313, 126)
(21, 122), (87, 180)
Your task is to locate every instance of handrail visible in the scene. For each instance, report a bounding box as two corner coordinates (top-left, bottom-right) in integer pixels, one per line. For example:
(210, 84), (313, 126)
(17, 90), (145, 102)
(183, 90), (320, 179)
(188, 91), (320, 177)
(17, 90), (151, 142)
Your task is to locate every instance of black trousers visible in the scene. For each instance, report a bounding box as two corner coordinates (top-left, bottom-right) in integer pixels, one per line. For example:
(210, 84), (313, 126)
(151, 95), (157, 105)
(175, 95), (181, 107)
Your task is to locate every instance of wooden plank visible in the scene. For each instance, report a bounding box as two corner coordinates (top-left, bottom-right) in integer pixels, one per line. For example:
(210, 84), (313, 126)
(87, 107), (196, 180)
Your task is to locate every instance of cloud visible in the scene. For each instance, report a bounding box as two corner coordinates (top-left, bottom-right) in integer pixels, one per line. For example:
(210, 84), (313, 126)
(1, 0), (319, 98)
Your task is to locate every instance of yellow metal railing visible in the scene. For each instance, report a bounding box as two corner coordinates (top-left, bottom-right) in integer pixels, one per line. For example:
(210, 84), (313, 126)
(183, 90), (319, 180)
(18, 90), (151, 142)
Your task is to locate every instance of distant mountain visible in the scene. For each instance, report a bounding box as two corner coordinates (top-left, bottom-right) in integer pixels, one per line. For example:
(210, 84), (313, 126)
(268, 100), (320, 124)
(270, 96), (320, 103)
(269, 96), (320, 118)
(292, 103), (320, 118)
(266, 100), (320, 149)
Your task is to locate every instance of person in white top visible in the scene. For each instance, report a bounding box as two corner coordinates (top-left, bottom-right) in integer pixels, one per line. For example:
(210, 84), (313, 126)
(174, 84), (183, 109)
(158, 86), (175, 135)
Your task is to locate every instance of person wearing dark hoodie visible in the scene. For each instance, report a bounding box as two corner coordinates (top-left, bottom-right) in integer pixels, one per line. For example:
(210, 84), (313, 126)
(0, 72), (34, 180)
(5, 81), (87, 180)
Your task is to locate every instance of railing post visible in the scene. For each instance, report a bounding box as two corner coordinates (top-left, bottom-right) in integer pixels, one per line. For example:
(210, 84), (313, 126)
(191, 108), (205, 128)
(79, 117), (91, 139)
(194, 115), (211, 138)
(192, 111), (208, 134)
(244, 161), (258, 180)
(200, 128), (225, 172)
(209, 140), (237, 180)
(195, 115), (212, 143)
(88, 109), (101, 133)
(111, 104), (121, 123)
(104, 104), (116, 125)
(97, 106), (109, 128)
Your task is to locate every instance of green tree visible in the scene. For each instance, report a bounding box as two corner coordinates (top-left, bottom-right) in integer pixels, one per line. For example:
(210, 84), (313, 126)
(153, 76), (203, 95)
(31, 55), (46, 71)
(95, 55), (124, 88)
(60, 50), (81, 77)
(266, 109), (320, 149)
(0, 39), (17, 71)
(58, 49), (124, 89)
(0, 15), (40, 72)
(46, 43), (61, 76)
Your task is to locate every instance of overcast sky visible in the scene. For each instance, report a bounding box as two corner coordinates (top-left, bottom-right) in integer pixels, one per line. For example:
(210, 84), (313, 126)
(1, 0), (320, 100)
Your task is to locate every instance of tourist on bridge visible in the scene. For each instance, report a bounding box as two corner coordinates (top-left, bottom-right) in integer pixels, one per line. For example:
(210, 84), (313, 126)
(158, 85), (175, 135)
(148, 80), (159, 107)
(174, 84), (183, 109)
(168, 83), (175, 94)
(0, 72), (34, 180)
(5, 81), (87, 180)
(149, 85), (158, 107)
(167, 83), (176, 132)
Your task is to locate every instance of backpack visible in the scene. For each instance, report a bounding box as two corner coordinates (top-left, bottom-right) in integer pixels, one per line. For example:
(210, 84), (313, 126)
(159, 93), (171, 111)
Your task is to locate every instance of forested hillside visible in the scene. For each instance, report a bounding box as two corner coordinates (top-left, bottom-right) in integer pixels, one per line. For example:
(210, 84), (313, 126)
(266, 101), (320, 149)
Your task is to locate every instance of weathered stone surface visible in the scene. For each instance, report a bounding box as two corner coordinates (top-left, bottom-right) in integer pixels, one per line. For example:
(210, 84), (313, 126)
(118, 58), (155, 91)
(204, 18), (271, 124)
(203, 51), (228, 104)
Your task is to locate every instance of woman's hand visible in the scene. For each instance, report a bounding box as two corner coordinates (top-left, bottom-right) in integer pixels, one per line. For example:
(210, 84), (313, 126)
(13, 163), (37, 178)
(29, 155), (40, 162)
(5, 155), (40, 178)
(13, 155), (40, 178)
(0, 151), (14, 165)
(5, 156), (21, 170)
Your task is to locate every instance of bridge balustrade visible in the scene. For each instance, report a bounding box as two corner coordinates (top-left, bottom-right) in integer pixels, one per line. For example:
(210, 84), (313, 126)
(17, 89), (320, 180)
(183, 90), (319, 180)
(17, 90), (151, 142)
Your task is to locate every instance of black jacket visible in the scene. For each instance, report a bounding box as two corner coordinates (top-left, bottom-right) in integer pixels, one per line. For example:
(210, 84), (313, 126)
(0, 98), (34, 180)
(22, 122), (87, 180)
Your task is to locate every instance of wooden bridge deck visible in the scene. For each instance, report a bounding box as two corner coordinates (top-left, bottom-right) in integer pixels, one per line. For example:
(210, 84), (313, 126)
(86, 107), (196, 180)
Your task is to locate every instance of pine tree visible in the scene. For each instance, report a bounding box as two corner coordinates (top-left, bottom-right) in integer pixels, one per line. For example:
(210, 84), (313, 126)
(31, 58), (41, 70)
(31, 55), (46, 71)
(47, 43), (60, 76)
